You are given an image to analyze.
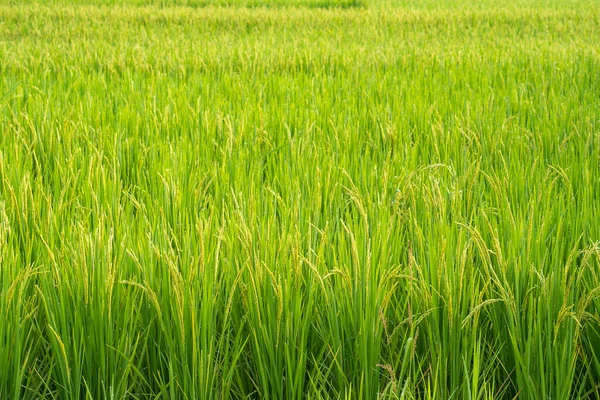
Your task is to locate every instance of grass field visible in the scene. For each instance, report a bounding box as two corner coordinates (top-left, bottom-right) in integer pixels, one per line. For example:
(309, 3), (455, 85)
(1, 0), (600, 398)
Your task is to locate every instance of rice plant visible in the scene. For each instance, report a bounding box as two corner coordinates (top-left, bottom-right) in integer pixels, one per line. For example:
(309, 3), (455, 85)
(0, 1), (599, 398)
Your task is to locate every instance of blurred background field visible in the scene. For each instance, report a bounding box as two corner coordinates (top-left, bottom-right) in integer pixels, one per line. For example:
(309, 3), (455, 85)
(0, 0), (599, 8)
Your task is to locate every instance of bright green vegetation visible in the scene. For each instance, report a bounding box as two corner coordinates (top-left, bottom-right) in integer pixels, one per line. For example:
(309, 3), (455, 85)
(1, 1), (600, 399)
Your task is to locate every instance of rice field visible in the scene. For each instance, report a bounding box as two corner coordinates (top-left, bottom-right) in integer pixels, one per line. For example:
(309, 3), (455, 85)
(1, 0), (600, 398)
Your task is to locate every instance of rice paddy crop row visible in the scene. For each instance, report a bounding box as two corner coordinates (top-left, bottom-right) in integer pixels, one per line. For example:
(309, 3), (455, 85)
(1, 3), (600, 399)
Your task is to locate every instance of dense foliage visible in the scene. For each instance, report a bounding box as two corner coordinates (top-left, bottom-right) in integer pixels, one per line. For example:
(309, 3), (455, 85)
(1, 1), (600, 398)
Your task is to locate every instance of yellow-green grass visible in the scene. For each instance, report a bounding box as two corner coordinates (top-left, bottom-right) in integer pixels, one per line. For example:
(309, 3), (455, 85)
(1, 2), (600, 399)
